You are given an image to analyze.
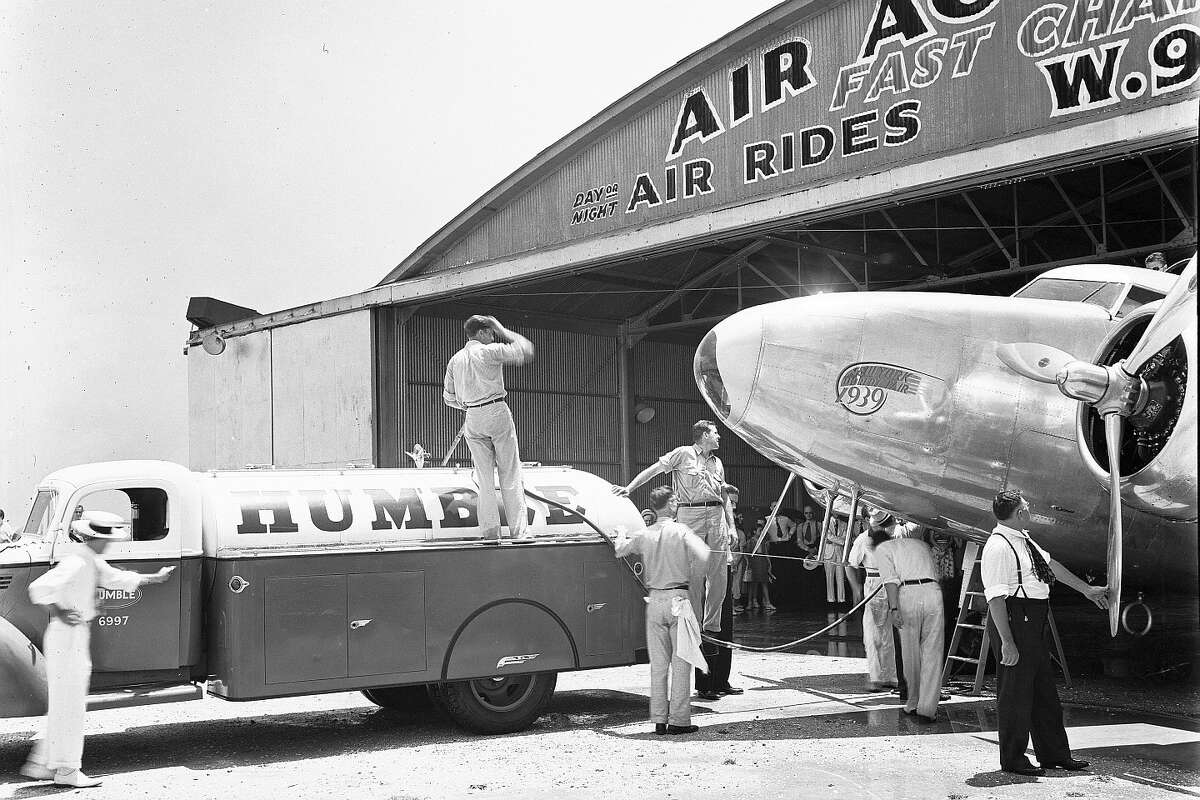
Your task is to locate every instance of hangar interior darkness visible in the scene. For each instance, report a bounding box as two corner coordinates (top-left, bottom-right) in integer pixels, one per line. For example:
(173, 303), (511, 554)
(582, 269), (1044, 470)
(374, 142), (1197, 509)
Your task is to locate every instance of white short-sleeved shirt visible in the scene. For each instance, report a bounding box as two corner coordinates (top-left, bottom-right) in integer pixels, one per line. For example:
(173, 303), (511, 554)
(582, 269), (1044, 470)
(981, 523), (1052, 601)
(874, 526), (937, 587)
(847, 532), (877, 570)
(28, 541), (143, 623)
(656, 445), (725, 504)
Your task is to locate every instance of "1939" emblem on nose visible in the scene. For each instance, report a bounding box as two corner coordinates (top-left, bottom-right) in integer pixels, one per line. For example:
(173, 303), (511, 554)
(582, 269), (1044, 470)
(836, 362), (928, 416)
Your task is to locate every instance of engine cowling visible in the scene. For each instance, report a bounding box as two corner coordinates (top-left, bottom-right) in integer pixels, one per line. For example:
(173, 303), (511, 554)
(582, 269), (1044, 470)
(1076, 302), (1197, 522)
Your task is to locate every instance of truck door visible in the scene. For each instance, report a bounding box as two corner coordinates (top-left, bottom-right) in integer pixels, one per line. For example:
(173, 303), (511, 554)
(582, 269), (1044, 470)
(64, 484), (184, 671)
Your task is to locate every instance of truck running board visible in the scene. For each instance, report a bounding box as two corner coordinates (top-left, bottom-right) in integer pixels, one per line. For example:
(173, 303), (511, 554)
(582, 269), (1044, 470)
(87, 683), (203, 712)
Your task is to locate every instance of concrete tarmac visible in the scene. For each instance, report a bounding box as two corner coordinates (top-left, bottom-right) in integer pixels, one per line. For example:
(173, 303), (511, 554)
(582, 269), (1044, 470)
(1, 641), (1195, 800)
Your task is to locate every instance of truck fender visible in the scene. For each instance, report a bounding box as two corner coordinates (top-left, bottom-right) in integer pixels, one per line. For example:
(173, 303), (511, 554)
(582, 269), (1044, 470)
(442, 599), (577, 680)
(0, 616), (48, 717)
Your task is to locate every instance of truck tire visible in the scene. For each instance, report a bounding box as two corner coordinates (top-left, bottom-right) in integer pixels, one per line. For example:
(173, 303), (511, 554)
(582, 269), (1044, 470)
(361, 685), (435, 711)
(431, 672), (557, 734)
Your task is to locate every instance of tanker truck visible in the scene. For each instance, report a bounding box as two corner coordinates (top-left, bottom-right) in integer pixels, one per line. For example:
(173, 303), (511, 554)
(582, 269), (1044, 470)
(0, 460), (648, 733)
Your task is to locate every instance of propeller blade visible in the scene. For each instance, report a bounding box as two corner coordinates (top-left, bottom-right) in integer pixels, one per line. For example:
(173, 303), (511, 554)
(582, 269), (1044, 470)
(1103, 413), (1124, 637)
(996, 343), (1077, 384)
(1123, 256), (1197, 374)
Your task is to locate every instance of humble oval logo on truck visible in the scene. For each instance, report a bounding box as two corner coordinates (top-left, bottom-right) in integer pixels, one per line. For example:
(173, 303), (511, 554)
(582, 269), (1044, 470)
(96, 587), (141, 610)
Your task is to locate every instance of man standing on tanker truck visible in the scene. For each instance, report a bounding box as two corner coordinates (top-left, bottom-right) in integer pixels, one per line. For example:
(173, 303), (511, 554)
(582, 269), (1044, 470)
(21, 511), (175, 788)
(443, 315), (536, 540)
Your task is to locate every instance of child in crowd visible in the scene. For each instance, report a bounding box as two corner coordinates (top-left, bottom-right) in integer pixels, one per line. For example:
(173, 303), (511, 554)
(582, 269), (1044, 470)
(743, 519), (776, 613)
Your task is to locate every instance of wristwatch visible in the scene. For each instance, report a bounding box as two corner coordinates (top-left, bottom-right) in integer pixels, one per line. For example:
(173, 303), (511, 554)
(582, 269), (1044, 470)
(888, 607), (900, 612)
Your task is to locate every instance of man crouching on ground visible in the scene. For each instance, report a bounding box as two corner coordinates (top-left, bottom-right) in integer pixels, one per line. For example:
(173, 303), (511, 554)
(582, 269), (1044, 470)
(613, 487), (709, 735)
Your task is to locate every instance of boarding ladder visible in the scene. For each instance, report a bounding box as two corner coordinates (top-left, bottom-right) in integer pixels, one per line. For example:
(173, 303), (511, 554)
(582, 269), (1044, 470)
(941, 542), (1071, 695)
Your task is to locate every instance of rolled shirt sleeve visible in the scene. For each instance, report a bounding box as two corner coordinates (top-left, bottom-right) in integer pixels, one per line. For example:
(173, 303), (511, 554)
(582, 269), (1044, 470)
(443, 363), (464, 410)
(614, 530), (644, 558)
(95, 557), (144, 593)
(656, 446), (687, 472)
(480, 341), (527, 365)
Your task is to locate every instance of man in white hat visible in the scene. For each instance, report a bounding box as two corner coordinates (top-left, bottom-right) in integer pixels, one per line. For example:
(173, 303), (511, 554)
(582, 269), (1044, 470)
(21, 511), (175, 788)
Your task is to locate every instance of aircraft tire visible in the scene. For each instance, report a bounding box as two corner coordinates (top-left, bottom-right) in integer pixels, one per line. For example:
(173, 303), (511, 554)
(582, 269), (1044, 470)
(431, 672), (557, 734)
(361, 685), (436, 711)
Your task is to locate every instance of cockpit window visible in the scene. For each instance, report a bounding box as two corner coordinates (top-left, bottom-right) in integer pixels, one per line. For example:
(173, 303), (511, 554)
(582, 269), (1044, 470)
(22, 490), (56, 538)
(1013, 278), (1124, 311)
(1116, 285), (1166, 318)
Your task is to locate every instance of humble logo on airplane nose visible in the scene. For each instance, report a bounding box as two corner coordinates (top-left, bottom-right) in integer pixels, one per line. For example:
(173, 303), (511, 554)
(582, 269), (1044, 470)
(96, 587), (141, 610)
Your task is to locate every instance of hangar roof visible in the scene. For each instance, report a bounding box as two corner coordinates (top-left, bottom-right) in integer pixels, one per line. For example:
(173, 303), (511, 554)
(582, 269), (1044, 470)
(190, 0), (1197, 346)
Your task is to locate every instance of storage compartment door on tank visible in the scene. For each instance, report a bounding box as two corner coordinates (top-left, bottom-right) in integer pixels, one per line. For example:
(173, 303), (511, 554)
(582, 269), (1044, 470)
(583, 560), (622, 656)
(265, 574), (348, 684)
(347, 571), (427, 677)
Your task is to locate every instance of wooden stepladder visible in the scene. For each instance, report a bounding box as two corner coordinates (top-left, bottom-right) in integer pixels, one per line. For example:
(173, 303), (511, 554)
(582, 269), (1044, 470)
(942, 542), (1072, 695)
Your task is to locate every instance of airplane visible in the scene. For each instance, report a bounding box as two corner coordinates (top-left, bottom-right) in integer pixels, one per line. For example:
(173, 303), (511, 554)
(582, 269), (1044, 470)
(694, 256), (1197, 636)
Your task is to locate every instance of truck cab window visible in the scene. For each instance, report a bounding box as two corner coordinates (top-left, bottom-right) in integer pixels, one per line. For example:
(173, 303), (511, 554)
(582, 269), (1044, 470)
(22, 490), (57, 538)
(76, 488), (170, 542)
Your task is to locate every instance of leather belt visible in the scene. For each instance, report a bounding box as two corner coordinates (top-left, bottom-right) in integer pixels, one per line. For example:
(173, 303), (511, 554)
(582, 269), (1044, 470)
(651, 584), (689, 591)
(901, 578), (937, 586)
(865, 569), (880, 576)
(677, 501), (723, 507)
(466, 398), (504, 409)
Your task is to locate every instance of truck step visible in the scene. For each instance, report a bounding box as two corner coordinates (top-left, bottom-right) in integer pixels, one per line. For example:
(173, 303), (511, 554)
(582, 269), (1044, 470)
(88, 683), (202, 712)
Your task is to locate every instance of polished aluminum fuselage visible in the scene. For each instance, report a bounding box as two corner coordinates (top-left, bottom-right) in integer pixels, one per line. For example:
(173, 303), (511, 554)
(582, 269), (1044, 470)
(702, 291), (1196, 581)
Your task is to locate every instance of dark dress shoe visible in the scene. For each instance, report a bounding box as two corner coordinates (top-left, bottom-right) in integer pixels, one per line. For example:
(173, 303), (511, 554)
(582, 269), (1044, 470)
(916, 713), (938, 724)
(1002, 764), (1045, 777)
(697, 690), (722, 701)
(654, 723), (667, 735)
(666, 724), (699, 735)
(716, 685), (744, 695)
(1044, 758), (1089, 771)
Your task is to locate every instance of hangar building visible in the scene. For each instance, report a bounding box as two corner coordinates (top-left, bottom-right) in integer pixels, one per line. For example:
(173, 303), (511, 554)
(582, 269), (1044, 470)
(188, 0), (1199, 508)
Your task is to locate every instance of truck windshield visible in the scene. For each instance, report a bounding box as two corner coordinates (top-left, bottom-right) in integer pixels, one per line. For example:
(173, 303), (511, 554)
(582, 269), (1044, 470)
(22, 490), (56, 538)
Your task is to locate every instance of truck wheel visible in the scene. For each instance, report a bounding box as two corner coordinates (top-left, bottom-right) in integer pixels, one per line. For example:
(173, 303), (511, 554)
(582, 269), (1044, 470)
(361, 685), (435, 711)
(432, 672), (557, 734)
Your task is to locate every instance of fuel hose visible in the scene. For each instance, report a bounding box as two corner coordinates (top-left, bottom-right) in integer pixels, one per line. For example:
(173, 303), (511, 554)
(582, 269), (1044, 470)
(523, 486), (883, 654)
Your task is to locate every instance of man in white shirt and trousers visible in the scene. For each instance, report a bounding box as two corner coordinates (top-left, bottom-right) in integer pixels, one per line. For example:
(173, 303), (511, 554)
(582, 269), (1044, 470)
(443, 314), (535, 540)
(982, 489), (1108, 776)
(613, 486), (709, 735)
(22, 511), (174, 787)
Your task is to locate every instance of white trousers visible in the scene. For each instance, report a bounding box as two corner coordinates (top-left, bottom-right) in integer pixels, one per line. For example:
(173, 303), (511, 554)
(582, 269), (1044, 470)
(29, 619), (91, 771)
(824, 560), (846, 602)
(677, 505), (727, 632)
(898, 582), (945, 718)
(645, 589), (694, 725)
(463, 402), (526, 538)
(862, 576), (897, 687)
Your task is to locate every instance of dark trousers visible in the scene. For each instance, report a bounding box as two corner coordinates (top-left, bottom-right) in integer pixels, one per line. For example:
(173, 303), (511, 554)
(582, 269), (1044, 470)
(988, 598), (1071, 769)
(696, 567), (734, 691)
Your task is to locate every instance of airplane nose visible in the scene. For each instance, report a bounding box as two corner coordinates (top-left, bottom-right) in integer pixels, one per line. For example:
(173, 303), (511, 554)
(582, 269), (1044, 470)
(694, 310), (763, 425)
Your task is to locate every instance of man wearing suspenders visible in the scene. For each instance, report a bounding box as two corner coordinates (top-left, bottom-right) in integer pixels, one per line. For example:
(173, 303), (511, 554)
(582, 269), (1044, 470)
(981, 489), (1109, 776)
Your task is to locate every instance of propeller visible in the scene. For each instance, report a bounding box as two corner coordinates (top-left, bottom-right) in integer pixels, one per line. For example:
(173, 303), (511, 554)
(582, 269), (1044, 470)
(998, 257), (1196, 636)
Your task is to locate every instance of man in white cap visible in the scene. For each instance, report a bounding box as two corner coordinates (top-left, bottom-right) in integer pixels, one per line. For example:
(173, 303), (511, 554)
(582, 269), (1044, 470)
(21, 511), (175, 788)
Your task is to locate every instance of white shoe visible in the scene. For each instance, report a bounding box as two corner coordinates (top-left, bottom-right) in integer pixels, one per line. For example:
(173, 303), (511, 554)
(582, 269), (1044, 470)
(19, 761), (53, 780)
(54, 769), (102, 788)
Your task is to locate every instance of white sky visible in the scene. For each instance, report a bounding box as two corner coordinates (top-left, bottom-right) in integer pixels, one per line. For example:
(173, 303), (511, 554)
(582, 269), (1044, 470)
(0, 2), (781, 519)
